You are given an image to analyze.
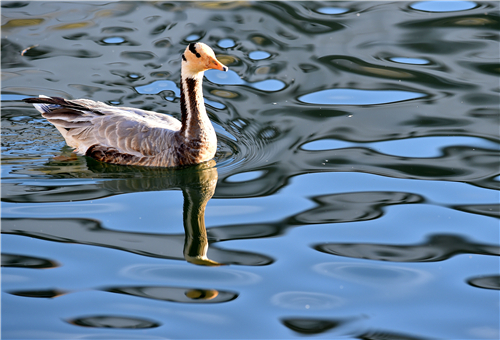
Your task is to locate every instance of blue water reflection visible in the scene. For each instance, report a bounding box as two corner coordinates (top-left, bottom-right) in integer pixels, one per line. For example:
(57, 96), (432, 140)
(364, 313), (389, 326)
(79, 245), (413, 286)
(302, 136), (499, 158)
(298, 89), (426, 105)
(316, 7), (349, 15)
(206, 69), (286, 92)
(205, 98), (226, 110)
(1, 94), (28, 101)
(249, 51), (271, 60)
(185, 34), (201, 41)
(410, 1), (478, 12)
(226, 170), (266, 183)
(135, 80), (180, 96)
(218, 38), (236, 48)
(102, 36), (125, 44)
(389, 57), (430, 65)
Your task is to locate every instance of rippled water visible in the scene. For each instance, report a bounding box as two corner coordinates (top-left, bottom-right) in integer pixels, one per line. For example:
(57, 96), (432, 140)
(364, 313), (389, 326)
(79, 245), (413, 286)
(2, 1), (499, 339)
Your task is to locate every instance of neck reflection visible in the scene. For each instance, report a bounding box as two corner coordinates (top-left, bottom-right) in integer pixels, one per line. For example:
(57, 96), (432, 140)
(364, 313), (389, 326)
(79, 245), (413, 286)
(180, 161), (223, 266)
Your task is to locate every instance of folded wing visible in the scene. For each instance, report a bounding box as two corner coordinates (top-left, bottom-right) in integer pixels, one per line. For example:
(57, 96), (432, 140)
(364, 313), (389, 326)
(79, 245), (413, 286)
(24, 96), (182, 165)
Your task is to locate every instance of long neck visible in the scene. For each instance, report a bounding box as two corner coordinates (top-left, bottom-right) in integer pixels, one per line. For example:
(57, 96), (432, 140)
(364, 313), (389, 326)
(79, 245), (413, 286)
(179, 71), (213, 140)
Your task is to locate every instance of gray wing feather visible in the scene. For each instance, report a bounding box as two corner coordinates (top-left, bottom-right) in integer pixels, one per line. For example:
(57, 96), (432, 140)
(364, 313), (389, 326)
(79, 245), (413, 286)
(26, 96), (181, 158)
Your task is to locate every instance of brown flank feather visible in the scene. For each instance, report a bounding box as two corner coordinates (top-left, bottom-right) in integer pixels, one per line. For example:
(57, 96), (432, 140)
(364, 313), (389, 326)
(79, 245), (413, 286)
(86, 145), (145, 165)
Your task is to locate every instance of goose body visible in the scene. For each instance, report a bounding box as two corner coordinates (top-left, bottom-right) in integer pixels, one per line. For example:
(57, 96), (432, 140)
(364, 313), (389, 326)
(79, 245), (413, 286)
(24, 42), (228, 167)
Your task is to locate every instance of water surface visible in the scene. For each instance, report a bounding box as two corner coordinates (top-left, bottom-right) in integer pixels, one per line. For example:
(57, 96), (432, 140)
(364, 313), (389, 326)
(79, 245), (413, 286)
(2, 1), (499, 339)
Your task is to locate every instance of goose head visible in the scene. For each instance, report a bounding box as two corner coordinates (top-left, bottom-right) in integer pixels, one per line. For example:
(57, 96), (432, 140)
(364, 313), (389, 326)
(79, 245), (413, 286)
(182, 42), (228, 77)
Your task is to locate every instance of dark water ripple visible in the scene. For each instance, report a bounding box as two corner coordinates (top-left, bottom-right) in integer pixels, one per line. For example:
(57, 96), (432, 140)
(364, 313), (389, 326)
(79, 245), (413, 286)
(67, 315), (160, 329)
(21, 44), (102, 60)
(467, 275), (500, 290)
(315, 234), (500, 262)
(1, 253), (58, 269)
(104, 286), (238, 304)
(2, 1), (499, 339)
(453, 203), (500, 218)
(282, 317), (432, 339)
(290, 191), (424, 225)
(318, 55), (476, 90)
(281, 317), (349, 335)
(357, 329), (431, 340)
(9, 288), (67, 299)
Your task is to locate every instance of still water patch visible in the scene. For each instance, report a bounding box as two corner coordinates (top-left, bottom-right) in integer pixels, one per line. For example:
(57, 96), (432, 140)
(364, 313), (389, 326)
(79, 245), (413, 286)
(121, 264), (262, 285)
(314, 262), (432, 289)
(271, 291), (343, 310)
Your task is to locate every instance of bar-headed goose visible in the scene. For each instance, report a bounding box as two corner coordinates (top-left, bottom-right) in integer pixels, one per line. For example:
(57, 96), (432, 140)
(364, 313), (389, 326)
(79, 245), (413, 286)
(24, 42), (228, 167)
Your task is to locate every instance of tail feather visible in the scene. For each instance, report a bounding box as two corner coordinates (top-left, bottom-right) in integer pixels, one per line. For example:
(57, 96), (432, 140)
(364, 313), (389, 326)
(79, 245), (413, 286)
(24, 96), (102, 153)
(23, 97), (95, 128)
(42, 109), (86, 121)
(23, 96), (104, 115)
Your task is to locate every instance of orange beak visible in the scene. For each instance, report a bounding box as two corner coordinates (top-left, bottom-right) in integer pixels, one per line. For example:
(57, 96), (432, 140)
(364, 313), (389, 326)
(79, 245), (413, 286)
(209, 57), (228, 72)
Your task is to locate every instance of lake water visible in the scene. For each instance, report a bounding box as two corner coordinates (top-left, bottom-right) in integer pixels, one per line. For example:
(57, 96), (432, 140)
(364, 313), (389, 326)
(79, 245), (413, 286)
(2, 1), (499, 339)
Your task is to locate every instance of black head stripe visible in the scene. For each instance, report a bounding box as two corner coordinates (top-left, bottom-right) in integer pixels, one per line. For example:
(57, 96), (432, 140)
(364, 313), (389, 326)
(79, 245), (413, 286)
(182, 53), (187, 62)
(188, 43), (201, 58)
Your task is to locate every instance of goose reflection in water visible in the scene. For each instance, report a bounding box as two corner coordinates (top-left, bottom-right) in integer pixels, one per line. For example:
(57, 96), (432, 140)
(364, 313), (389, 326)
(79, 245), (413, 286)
(178, 160), (223, 266)
(2, 156), (272, 267)
(91, 159), (225, 266)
